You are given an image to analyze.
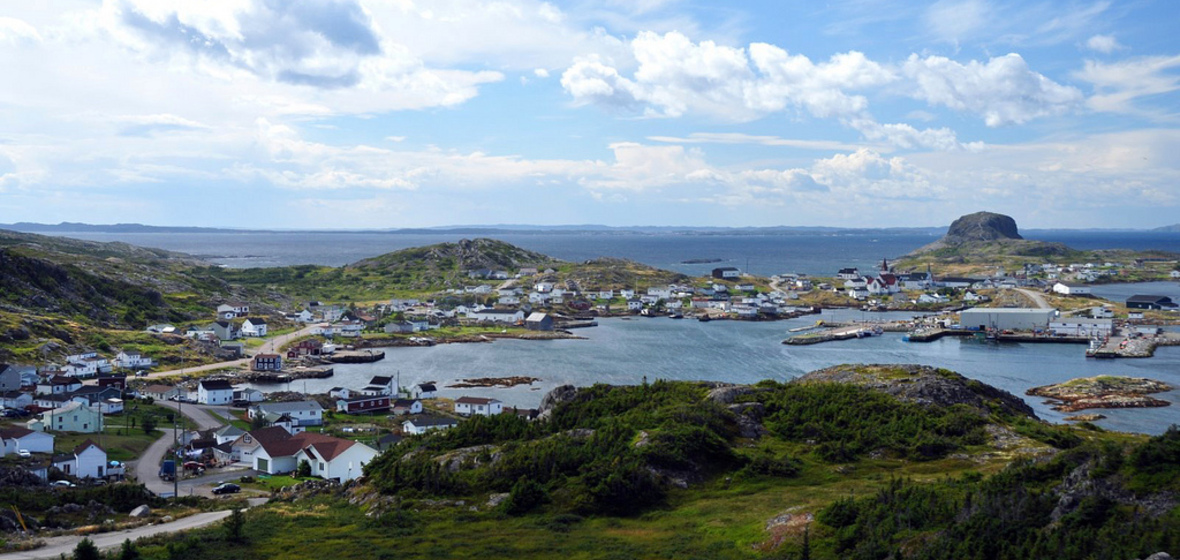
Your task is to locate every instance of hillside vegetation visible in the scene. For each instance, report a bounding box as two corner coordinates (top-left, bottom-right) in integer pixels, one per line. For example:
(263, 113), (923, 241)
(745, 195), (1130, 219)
(0, 229), (280, 362)
(131, 365), (1178, 559)
(211, 238), (687, 300)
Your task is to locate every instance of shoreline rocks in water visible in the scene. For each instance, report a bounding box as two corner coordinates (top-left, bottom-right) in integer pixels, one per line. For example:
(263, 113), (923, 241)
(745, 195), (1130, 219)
(1063, 413), (1108, 422)
(1027, 376), (1173, 412)
(447, 376), (541, 388)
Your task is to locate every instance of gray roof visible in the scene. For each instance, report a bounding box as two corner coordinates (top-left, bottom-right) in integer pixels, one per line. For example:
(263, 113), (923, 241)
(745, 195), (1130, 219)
(407, 416), (457, 427)
(254, 400), (324, 414)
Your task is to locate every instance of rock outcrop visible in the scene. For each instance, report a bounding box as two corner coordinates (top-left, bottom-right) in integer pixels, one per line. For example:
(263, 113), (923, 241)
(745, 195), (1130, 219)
(1028, 376), (1172, 412)
(794, 364), (1037, 419)
(944, 211), (1023, 243)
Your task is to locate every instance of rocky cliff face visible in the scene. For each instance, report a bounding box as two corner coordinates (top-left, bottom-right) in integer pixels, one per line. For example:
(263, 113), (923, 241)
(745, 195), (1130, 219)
(943, 211), (1023, 243)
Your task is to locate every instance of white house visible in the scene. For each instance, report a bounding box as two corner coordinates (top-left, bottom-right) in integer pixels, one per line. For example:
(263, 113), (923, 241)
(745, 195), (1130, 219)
(297, 438), (378, 483)
(402, 417), (458, 435)
(454, 396), (503, 416)
(0, 427), (54, 455)
(114, 351), (153, 370)
(1052, 282), (1093, 296)
(217, 302), (250, 317)
(29, 401), (103, 433)
(240, 317), (269, 337)
(99, 398), (124, 415)
(75, 440), (108, 478)
(470, 309), (524, 324)
(233, 427), (373, 481)
(249, 401), (325, 426)
(626, 299), (644, 311)
(197, 379), (234, 405)
(412, 383), (437, 399)
(391, 399), (423, 415)
(1, 391), (33, 411)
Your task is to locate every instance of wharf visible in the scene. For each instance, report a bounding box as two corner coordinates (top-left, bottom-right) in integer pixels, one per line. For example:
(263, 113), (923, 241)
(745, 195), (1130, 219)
(556, 320), (598, 329)
(326, 350), (386, 363)
(243, 366), (333, 384)
(784, 324), (885, 346)
(1087, 332), (1180, 359)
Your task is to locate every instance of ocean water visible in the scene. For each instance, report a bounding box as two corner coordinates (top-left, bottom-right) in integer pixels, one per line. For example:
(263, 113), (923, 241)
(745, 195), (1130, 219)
(45, 229), (1180, 277)
(261, 310), (1180, 435)
(42, 228), (1180, 434)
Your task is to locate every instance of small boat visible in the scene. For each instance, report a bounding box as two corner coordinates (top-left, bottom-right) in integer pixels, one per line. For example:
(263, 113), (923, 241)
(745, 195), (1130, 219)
(669, 313), (684, 319)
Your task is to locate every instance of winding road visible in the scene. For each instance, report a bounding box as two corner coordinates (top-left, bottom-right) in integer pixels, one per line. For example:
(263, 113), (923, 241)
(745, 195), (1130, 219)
(0, 498), (268, 560)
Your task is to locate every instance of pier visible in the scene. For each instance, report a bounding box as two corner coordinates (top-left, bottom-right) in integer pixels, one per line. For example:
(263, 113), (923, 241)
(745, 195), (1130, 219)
(327, 349), (386, 363)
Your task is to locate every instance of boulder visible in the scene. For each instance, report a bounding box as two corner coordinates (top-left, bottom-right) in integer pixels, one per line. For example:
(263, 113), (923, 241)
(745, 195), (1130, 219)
(129, 505), (151, 518)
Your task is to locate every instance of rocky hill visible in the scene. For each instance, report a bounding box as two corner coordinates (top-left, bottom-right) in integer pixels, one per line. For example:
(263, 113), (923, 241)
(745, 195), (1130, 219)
(943, 211), (1023, 242)
(348, 238), (558, 278)
(795, 363), (1037, 418)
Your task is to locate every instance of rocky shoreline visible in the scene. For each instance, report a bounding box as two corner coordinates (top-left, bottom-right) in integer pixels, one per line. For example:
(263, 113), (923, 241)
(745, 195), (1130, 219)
(1027, 376), (1173, 412)
(446, 376), (541, 388)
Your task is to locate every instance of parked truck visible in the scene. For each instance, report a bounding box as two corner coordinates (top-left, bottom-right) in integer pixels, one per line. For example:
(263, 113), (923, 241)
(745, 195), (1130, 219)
(159, 460), (176, 482)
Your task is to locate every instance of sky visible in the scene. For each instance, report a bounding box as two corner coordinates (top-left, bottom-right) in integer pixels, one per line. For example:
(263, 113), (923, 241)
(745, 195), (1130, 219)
(0, 0), (1178, 229)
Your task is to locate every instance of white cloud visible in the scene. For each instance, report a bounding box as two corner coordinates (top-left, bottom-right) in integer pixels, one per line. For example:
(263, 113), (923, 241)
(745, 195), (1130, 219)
(534, 68), (550, 78)
(924, 0), (990, 44)
(1085, 34), (1123, 54)
(1074, 55), (1180, 114)
(902, 53), (1084, 126)
(848, 119), (983, 152)
(0, 16), (43, 45)
(646, 132), (872, 152)
(562, 32), (895, 122)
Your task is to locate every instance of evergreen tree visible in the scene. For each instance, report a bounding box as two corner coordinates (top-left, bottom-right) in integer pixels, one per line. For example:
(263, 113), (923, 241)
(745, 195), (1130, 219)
(72, 538), (100, 560)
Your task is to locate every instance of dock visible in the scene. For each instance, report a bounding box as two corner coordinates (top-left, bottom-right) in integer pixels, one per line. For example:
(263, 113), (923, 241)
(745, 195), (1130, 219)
(1087, 332), (1180, 359)
(784, 324), (884, 346)
(327, 350), (386, 363)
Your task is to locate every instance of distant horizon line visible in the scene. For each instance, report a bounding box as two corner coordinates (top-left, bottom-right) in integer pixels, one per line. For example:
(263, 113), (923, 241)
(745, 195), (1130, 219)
(2, 221), (1177, 234)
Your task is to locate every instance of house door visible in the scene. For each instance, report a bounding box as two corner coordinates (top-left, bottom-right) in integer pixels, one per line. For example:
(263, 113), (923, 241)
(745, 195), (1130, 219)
(98, 466), (104, 477)
(257, 458), (269, 472)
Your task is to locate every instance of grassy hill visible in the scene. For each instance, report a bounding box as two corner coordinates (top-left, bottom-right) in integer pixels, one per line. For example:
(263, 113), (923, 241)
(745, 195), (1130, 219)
(0, 229), (282, 363)
(127, 365), (1178, 559)
(211, 238), (689, 301)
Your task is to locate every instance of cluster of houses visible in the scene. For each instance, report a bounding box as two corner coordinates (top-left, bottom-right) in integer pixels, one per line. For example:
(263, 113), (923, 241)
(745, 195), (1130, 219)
(0, 368), (133, 434)
(328, 376), (435, 416)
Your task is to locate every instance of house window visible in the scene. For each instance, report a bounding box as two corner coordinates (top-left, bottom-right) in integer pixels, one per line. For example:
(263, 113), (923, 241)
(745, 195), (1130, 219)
(319, 462), (324, 471)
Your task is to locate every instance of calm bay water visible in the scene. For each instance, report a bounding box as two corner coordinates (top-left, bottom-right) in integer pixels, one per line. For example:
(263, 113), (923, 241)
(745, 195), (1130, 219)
(45, 228), (1180, 434)
(261, 310), (1180, 435)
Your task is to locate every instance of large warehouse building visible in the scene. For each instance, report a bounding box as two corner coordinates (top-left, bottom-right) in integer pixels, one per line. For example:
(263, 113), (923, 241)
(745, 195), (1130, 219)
(959, 308), (1057, 331)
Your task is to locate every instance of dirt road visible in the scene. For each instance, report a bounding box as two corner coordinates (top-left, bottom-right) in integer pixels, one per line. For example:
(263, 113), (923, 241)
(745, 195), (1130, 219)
(1014, 288), (1051, 309)
(138, 324), (323, 381)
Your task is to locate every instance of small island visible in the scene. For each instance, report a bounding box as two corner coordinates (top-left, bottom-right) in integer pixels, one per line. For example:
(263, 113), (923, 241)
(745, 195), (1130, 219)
(681, 258), (723, 264)
(1027, 376), (1173, 412)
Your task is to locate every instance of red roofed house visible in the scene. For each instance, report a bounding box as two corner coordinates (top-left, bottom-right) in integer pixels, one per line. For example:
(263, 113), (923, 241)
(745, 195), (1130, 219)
(231, 426), (377, 482)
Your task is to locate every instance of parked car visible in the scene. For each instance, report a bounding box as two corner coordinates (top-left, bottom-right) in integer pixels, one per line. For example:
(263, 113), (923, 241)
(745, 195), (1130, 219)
(51, 480), (75, 488)
(16, 449), (30, 458)
(212, 483), (240, 495)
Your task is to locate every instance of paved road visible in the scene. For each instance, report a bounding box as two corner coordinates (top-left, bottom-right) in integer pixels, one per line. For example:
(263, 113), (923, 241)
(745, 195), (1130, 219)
(1014, 288), (1051, 309)
(0, 499), (269, 560)
(137, 324), (324, 381)
(127, 402), (230, 496)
